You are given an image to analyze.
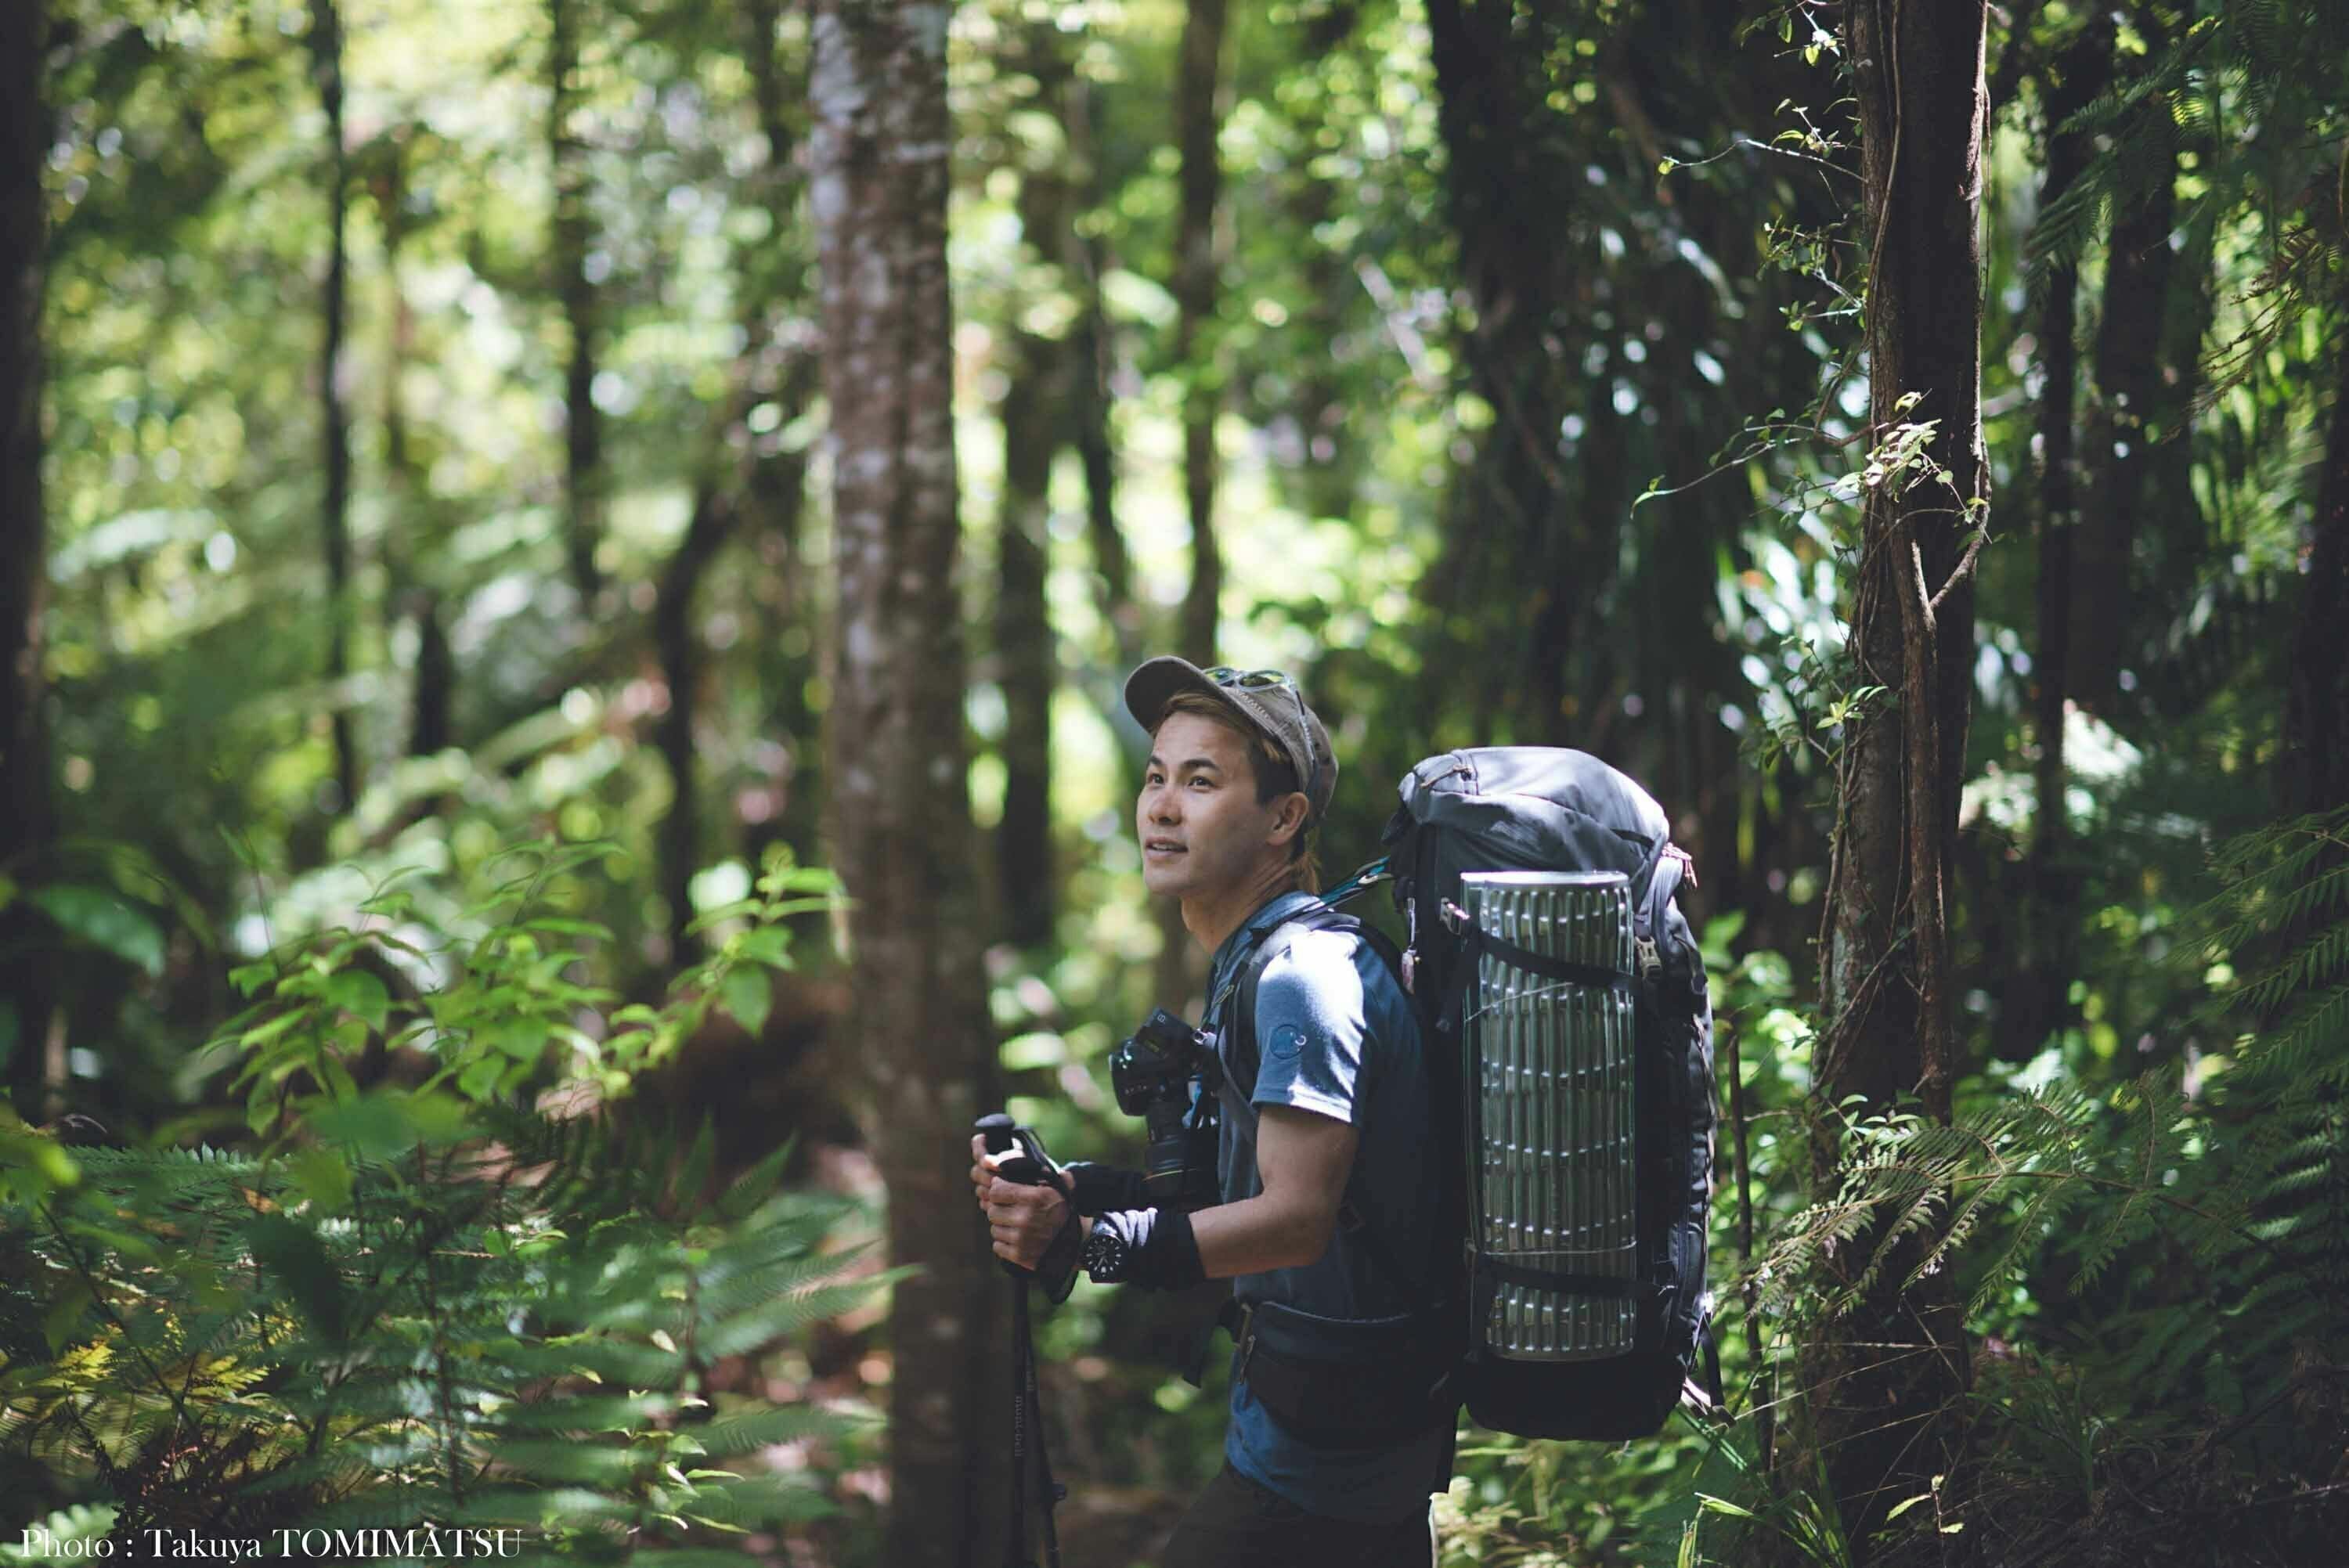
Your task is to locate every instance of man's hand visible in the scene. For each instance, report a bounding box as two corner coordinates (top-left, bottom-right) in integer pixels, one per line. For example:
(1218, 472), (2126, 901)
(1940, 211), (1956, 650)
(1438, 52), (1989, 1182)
(968, 1133), (1073, 1271)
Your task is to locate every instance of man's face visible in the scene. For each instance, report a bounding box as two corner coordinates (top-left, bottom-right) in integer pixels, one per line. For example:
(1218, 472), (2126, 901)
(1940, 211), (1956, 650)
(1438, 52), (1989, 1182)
(1137, 712), (1287, 902)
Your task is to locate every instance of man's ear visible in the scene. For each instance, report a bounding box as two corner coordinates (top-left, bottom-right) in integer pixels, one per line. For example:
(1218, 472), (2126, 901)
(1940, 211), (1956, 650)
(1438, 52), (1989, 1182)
(1266, 791), (1310, 849)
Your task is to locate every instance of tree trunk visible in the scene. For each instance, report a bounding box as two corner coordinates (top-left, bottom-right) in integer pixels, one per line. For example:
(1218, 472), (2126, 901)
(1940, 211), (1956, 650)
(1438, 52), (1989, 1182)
(379, 139), (454, 772)
(550, 0), (605, 610)
(994, 34), (1075, 951)
(1423, 0), (1599, 736)
(2008, 27), (2110, 1064)
(1, 0), (53, 1117)
(656, 487), (734, 968)
(2073, 85), (2180, 711)
(1283, 2), (1365, 525)
(2284, 319), (2349, 817)
(1156, 0), (1229, 1012)
(312, 0), (358, 816)
(810, 6), (1001, 1566)
(998, 339), (1059, 950)
(1066, 73), (1135, 669)
(1173, 0), (1227, 672)
(1802, 0), (1986, 1552)
(737, 0), (824, 869)
(658, 0), (813, 964)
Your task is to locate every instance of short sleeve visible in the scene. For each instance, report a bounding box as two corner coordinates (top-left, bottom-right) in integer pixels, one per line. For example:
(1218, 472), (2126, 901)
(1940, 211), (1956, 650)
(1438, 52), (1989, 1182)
(1247, 928), (1369, 1126)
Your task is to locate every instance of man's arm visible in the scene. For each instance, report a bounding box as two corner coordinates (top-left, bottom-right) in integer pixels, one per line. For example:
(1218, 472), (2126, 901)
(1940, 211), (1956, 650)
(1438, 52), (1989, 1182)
(1189, 1104), (1356, 1278)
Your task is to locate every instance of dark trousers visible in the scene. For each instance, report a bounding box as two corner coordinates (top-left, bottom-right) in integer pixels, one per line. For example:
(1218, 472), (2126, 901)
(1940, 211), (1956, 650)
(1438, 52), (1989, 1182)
(1158, 1461), (1437, 1568)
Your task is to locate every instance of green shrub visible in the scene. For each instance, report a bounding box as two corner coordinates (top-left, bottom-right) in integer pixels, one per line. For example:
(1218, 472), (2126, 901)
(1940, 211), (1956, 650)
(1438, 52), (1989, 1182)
(1, 841), (881, 1561)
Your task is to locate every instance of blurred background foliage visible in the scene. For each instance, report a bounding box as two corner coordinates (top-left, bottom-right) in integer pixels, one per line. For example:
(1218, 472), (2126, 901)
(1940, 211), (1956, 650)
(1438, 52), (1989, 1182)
(2, 0), (2345, 1563)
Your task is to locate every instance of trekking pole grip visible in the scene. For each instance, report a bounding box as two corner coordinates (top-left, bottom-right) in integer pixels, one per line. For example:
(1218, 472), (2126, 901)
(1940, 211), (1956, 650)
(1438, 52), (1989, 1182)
(975, 1112), (1044, 1184)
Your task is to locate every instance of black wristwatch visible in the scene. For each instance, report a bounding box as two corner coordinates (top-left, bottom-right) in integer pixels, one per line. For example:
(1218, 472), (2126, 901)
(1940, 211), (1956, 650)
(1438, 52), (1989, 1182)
(1081, 1217), (1132, 1282)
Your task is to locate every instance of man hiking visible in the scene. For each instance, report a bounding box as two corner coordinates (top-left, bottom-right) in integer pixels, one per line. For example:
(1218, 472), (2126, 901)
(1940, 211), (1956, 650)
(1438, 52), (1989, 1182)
(970, 656), (1454, 1566)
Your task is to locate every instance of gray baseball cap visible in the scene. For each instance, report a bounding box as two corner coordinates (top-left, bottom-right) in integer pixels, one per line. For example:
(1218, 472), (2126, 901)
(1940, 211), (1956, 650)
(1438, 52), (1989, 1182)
(1123, 656), (1337, 822)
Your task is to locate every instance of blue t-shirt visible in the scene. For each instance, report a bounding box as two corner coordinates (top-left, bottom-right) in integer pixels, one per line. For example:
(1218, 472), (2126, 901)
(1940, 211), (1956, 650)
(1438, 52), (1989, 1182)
(1207, 890), (1452, 1525)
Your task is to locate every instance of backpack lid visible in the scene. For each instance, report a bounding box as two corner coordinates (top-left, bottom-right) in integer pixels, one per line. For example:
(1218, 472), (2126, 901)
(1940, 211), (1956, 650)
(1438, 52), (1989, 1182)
(1385, 747), (1668, 881)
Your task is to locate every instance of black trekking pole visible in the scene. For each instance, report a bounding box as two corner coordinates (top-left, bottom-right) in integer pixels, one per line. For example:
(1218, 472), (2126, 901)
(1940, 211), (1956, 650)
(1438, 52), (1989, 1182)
(976, 1112), (1069, 1568)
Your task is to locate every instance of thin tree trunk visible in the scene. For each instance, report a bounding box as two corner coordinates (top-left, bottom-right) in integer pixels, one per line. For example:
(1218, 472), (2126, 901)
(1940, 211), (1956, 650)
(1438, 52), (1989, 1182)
(2284, 319), (2349, 817)
(657, 0), (811, 963)
(2074, 94), (2178, 710)
(810, 6), (1001, 1565)
(1286, 2), (1365, 524)
(312, 0), (358, 816)
(1, 0), (54, 1117)
(1424, 0), (1596, 735)
(1172, 0), (1226, 669)
(379, 139), (453, 770)
(656, 487), (733, 968)
(1064, 74), (1136, 669)
(998, 346), (1059, 949)
(1803, 0), (1986, 1552)
(738, 0), (824, 869)
(550, 0), (605, 610)
(1158, 0), (1229, 1012)
(2011, 27), (2109, 1063)
(994, 34), (1073, 950)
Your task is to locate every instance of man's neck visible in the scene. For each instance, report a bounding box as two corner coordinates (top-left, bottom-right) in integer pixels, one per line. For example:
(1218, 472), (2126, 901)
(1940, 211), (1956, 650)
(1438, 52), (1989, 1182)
(1181, 863), (1304, 958)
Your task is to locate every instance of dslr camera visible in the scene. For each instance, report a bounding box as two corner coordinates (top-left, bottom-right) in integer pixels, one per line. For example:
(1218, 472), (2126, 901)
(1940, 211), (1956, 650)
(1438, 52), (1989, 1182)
(1109, 1009), (1221, 1209)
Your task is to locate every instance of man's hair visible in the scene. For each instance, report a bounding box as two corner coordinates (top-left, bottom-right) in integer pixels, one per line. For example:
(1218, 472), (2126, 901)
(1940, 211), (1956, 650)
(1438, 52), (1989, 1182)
(1157, 691), (1321, 894)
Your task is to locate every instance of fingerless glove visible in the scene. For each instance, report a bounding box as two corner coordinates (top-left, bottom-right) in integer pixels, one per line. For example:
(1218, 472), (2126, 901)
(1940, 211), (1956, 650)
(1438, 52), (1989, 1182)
(1081, 1206), (1206, 1291)
(1059, 1161), (1151, 1217)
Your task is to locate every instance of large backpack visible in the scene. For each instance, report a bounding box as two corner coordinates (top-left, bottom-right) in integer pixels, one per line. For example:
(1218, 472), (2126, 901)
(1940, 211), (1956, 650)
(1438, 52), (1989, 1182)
(1381, 746), (1718, 1440)
(1215, 748), (1719, 1443)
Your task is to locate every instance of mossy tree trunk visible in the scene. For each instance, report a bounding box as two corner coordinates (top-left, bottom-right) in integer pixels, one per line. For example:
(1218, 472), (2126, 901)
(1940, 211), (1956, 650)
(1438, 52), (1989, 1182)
(1802, 0), (1987, 1553)
(810, 4), (1001, 1564)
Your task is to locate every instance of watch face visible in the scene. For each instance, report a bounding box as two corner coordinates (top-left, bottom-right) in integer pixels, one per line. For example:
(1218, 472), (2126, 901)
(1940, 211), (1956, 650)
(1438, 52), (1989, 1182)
(1082, 1223), (1127, 1281)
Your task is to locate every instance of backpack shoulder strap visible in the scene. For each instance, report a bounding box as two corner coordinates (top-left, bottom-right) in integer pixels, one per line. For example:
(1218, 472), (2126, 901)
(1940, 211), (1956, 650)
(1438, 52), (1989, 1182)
(1219, 906), (1384, 1101)
(1215, 906), (1427, 1307)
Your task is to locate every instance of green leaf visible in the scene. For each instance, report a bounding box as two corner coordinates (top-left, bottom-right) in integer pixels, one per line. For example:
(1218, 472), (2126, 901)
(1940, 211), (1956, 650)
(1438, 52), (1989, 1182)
(246, 1214), (348, 1345)
(31, 884), (166, 977)
(327, 969), (391, 1032)
(723, 968), (771, 1036)
(287, 1147), (353, 1213)
(487, 1017), (549, 1062)
(42, 1282), (95, 1355)
(458, 1054), (505, 1101)
(734, 926), (792, 969)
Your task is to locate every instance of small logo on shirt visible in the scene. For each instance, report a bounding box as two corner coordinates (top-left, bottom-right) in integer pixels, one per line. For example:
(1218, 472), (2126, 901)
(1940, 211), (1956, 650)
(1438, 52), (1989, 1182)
(1266, 1024), (1304, 1062)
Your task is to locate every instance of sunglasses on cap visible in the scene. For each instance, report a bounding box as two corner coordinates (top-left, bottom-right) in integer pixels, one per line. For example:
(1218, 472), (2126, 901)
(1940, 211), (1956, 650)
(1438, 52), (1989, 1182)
(1201, 665), (1319, 802)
